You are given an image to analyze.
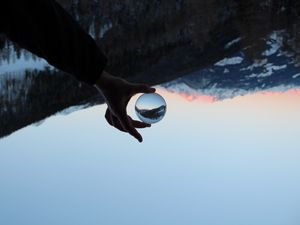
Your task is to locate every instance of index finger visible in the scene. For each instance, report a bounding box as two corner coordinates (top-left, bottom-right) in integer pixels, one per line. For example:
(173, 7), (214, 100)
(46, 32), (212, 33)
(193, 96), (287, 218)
(117, 112), (143, 142)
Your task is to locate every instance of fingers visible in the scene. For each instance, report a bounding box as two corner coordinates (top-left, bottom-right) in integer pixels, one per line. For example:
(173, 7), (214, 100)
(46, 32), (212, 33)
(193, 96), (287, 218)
(129, 116), (151, 128)
(105, 109), (126, 132)
(132, 84), (156, 95)
(118, 113), (143, 142)
(105, 109), (150, 142)
(109, 111), (115, 128)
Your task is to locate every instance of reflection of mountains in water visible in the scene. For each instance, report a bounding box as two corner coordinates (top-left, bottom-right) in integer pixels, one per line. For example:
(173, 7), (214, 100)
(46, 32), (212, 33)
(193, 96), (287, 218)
(135, 105), (166, 122)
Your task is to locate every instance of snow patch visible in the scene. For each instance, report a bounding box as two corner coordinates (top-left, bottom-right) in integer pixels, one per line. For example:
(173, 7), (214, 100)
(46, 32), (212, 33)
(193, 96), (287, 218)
(240, 59), (268, 71)
(0, 56), (48, 74)
(57, 104), (90, 116)
(247, 64), (287, 78)
(89, 21), (96, 39)
(215, 57), (244, 66)
(0, 43), (50, 74)
(223, 68), (230, 74)
(262, 30), (284, 56)
(100, 21), (113, 38)
(292, 73), (300, 79)
(224, 37), (242, 49)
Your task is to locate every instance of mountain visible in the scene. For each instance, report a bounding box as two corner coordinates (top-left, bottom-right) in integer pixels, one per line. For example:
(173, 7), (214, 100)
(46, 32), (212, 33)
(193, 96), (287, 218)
(2, 0), (300, 83)
(162, 31), (300, 100)
(1, 0), (300, 138)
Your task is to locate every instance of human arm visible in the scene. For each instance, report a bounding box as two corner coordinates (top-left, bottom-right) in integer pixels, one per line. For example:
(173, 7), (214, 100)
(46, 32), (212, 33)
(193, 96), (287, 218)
(1, 0), (106, 85)
(1, 0), (155, 142)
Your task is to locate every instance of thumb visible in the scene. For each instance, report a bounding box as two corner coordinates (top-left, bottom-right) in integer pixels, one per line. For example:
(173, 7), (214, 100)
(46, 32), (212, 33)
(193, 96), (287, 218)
(133, 84), (156, 94)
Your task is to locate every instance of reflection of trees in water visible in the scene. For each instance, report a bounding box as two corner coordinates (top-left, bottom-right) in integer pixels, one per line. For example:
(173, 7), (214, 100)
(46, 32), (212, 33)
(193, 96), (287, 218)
(135, 105), (166, 122)
(0, 69), (103, 139)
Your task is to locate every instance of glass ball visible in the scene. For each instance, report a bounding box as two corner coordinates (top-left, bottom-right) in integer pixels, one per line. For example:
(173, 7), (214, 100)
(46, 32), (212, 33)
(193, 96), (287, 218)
(135, 93), (167, 124)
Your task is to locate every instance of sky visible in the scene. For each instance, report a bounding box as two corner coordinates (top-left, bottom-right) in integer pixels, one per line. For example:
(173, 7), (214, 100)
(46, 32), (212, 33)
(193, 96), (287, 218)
(0, 89), (300, 225)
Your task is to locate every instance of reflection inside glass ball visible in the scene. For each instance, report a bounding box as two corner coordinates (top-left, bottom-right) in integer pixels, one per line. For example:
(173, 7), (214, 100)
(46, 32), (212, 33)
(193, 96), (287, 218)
(135, 93), (167, 124)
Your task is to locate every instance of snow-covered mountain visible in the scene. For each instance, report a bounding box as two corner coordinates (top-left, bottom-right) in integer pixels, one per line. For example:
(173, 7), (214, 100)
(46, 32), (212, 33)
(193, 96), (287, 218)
(161, 31), (300, 101)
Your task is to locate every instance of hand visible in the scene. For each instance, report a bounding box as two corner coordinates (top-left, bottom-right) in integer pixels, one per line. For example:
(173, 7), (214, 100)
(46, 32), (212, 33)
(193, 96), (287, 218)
(94, 71), (156, 142)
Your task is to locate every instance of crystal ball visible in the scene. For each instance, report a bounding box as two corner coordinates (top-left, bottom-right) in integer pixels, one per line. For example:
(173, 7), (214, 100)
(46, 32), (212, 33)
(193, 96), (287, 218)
(135, 93), (167, 124)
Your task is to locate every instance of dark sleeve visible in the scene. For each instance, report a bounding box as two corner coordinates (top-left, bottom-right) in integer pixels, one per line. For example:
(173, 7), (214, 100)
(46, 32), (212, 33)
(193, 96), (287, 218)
(1, 0), (107, 85)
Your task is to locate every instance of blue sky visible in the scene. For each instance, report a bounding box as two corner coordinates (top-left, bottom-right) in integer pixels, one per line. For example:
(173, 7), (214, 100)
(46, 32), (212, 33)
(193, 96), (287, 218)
(0, 89), (300, 225)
